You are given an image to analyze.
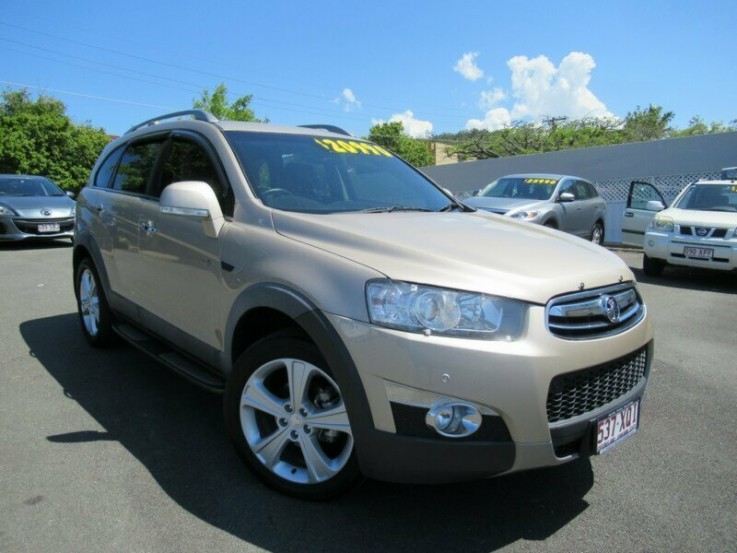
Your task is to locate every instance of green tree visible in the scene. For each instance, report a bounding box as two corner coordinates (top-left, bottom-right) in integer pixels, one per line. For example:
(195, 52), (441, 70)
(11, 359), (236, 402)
(367, 121), (434, 166)
(0, 89), (110, 193)
(193, 83), (267, 122)
(446, 117), (624, 160)
(622, 104), (674, 141)
(669, 116), (737, 137)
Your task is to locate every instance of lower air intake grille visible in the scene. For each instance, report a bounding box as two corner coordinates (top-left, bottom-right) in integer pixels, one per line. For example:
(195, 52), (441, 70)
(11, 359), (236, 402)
(547, 345), (648, 423)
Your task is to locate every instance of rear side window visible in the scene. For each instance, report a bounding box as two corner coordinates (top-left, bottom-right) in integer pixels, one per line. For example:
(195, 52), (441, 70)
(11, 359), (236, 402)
(113, 141), (165, 194)
(93, 146), (124, 188)
(580, 181), (599, 199)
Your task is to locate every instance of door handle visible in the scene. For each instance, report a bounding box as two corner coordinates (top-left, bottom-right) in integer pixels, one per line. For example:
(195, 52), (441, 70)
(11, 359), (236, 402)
(96, 204), (105, 213)
(624, 212), (634, 218)
(140, 220), (157, 234)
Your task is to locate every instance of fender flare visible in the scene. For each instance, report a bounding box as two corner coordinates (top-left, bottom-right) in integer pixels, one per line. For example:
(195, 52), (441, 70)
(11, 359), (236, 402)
(223, 283), (376, 462)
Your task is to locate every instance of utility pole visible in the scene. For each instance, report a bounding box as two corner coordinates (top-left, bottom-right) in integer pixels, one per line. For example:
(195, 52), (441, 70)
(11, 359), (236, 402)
(542, 116), (568, 130)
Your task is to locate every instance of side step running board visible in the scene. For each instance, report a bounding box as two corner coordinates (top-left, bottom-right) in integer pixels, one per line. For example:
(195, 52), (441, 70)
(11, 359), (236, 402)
(113, 323), (225, 393)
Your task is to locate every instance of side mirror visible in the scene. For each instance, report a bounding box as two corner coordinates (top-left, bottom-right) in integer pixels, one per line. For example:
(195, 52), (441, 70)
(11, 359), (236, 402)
(645, 200), (665, 212)
(66, 191), (76, 199)
(558, 191), (575, 203)
(160, 181), (224, 238)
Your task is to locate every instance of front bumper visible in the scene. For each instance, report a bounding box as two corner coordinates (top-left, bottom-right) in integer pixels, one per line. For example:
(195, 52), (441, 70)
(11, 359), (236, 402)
(645, 230), (737, 271)
(0, 216), (75, 242)
(327, 305), (653, 483)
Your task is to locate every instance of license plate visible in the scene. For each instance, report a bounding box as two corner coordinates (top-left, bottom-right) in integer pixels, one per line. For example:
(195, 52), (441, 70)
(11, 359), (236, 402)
(596, 400), (639, 454)
(38, 223), (60, 233)
(683, 246), (713, 259)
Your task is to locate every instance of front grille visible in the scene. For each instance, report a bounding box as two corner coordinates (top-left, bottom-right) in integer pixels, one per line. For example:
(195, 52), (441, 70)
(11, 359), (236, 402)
(547, 283), (645, 339)
(546, 346), (648, 423)
(679, 226), (729, 239)
(14, 217), (74, 235)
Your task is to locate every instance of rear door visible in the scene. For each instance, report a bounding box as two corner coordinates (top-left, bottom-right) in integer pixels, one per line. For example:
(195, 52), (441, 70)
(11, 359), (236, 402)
(622, 181), (667, 247)
(107, 138), (168, 306)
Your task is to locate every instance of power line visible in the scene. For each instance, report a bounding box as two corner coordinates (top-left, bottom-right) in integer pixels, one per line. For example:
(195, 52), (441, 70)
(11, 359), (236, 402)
(0, 19), (474, 123)
(0, 80), (179, 111)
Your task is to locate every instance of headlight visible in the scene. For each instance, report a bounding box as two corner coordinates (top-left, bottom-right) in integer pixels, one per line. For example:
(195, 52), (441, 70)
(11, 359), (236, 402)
(0, 204), (17, 216)
(648, 215), (674, 232)
(366, 280), (526, 340)
(509, 210), (541, 221)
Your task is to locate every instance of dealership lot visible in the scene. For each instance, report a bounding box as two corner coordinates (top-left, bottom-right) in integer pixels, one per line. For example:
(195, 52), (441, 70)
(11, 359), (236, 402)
(1, 242), (735, 553)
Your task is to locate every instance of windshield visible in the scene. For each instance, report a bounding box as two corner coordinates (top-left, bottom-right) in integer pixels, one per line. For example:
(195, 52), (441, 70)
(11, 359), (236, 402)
(477, 177), (558, 201)
(0, 177), (65, 197)
(674, 184), (737, 212)
(226, 132), (453, 213)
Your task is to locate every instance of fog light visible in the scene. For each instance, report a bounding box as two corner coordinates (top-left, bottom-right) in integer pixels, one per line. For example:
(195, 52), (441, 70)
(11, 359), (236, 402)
(425, 402), (482, 438)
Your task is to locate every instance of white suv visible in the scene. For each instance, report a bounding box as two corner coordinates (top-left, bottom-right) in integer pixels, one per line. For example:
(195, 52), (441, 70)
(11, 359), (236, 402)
(73, 110), (653, 499)
(622, 178), (737, 275)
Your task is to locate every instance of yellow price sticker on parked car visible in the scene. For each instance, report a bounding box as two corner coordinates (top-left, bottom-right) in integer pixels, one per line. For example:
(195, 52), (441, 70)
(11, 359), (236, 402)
(524, 178), (558, 185)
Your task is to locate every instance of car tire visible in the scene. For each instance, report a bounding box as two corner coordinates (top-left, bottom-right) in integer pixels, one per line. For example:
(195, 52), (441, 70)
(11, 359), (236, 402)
(643, 254), (665, 276)
(75, 258), (118, 347)
(224, 334), (362, 500)
(591, 222), (604, 245)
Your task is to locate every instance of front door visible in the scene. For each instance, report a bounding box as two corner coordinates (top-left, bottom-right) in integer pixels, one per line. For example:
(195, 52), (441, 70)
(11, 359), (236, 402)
(622, 181), (667, 247)
(136, 134), (232, 358)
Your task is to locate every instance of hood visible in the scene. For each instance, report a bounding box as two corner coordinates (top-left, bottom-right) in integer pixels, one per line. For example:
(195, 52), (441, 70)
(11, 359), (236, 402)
(661, 207), (737, 227)
(1, 195), (76, 218)
(464, 196), (547, 214)
(272, 210), (632, 305)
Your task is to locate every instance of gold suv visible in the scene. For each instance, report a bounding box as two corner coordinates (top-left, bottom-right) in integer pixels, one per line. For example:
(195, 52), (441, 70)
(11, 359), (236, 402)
(73, 111), (653, 499)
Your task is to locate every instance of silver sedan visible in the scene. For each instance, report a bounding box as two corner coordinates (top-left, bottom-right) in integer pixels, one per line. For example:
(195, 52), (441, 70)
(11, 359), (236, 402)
(0, 175), (76, 243)
(464, 173), (607, 244)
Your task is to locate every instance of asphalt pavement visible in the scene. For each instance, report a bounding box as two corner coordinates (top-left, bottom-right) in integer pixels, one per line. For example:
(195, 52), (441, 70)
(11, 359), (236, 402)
(1, 241), (735, 553)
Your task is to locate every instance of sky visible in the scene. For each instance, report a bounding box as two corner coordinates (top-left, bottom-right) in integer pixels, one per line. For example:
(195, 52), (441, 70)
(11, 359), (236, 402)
(1, 0), (735, 139)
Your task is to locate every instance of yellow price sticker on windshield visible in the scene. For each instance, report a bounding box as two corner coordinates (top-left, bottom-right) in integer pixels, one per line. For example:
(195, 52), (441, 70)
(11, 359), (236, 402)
(524, 178), (557, 185)
(731, 185), (737, 193)
(314, 138), (393, 157)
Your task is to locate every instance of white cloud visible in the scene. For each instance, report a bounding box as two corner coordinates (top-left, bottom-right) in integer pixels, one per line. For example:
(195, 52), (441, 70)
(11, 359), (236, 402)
(465, 51), (613, 130)
(453, 52), (484, 82)
(478, 88), (506, 110)
(335, 88), (362, 111)
(466, 108), (512, 131)
(372, 110), (433, 138)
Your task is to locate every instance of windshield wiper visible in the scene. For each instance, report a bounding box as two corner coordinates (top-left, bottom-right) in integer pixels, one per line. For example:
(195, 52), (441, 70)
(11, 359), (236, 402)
(361, 206), (434, 213)
(438, 202), (474, 212)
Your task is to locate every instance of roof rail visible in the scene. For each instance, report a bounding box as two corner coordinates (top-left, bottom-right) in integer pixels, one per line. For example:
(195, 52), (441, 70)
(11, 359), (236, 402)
(126, 110), (219, 134)
(299, 124), (351, 137)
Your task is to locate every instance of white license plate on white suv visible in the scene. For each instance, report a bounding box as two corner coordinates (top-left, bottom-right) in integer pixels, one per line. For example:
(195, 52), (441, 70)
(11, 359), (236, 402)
(596, 400), (639, 453)
(38, 223), (60, 233)
(683, 246), (713, 259)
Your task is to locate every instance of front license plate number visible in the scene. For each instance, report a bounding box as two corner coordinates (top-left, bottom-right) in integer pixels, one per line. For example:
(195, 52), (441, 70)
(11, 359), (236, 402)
(596, 401), (639, 454)
(38, 223), (60, 233)
(683, 246), (713, 259)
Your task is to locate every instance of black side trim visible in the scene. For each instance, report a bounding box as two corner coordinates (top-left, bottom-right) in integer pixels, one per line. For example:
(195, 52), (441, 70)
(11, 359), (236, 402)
(114, 323), (225, 393)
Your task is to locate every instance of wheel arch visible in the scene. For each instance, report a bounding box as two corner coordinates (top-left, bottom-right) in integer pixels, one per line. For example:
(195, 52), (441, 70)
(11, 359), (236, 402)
(72, 241), (112, 299)
(224, 283), (375, 457)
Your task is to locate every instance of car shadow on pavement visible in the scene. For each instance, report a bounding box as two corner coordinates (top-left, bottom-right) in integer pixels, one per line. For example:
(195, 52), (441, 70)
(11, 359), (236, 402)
(22, 313), (594, 553)
(0, 239), (73, 250)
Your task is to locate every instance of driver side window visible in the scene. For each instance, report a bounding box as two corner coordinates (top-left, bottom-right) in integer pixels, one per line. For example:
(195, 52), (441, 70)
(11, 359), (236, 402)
(159, 138), (233, 216)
